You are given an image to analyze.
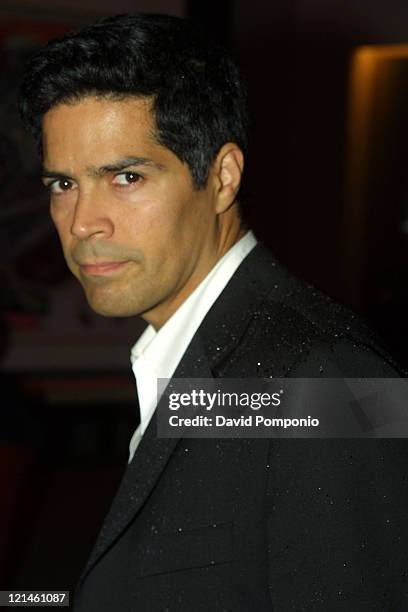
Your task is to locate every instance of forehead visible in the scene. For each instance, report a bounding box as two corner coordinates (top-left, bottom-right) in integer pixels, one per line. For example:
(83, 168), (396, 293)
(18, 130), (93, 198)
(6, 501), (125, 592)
(42, 96), (160, 167)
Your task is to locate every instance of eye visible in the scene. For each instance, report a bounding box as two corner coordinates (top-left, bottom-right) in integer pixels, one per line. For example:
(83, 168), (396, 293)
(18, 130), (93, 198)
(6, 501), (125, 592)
(47, 178), (76, 195)
(112, 172), (142, 187)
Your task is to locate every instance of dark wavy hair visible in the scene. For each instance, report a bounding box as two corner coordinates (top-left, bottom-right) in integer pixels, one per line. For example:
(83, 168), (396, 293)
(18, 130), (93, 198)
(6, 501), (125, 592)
(19, 13), (249, 197)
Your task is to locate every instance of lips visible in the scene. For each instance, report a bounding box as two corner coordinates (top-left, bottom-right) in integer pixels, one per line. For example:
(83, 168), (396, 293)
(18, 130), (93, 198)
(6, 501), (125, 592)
(80, 261), (129, 276)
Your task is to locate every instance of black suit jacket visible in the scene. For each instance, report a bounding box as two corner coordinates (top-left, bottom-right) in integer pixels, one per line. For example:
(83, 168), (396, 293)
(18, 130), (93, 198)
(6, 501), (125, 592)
(74, 243), (408, 611)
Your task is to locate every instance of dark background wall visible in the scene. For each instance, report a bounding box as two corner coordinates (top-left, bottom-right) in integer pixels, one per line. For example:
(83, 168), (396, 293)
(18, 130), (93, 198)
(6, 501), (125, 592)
(231, 0), (408, 364)
(0, 0), (407, 604)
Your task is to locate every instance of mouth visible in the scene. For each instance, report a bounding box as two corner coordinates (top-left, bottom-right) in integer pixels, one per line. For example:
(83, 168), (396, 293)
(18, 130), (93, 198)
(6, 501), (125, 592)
(80, 261), (130, 276)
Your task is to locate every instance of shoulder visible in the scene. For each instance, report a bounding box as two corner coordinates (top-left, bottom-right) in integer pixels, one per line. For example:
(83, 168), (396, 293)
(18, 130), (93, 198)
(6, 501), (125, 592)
(221, 244), (405, 378)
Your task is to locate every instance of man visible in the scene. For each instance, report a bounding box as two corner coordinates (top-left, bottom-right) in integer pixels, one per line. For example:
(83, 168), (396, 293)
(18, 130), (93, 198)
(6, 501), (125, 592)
(19, 13), (408, 611)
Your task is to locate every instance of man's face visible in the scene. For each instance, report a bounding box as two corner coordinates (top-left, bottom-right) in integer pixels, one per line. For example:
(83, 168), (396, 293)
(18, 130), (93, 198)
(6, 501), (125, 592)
(42, 96), (224, 327)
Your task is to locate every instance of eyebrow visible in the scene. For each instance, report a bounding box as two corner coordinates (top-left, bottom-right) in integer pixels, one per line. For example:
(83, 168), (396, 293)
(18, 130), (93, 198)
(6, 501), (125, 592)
(41, 156), (165, 180)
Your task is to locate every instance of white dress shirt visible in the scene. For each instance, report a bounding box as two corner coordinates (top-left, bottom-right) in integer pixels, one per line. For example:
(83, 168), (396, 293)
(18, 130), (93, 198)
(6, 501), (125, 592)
(128, 230), (257, 462)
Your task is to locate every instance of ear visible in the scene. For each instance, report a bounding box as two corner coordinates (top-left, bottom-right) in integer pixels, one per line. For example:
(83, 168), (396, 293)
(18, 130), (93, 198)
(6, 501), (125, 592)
(213, 143), (244, 214)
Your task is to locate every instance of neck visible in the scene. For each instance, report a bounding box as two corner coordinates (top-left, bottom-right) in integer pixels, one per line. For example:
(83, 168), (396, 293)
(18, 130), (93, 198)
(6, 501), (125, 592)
(144, 219), (247, 330)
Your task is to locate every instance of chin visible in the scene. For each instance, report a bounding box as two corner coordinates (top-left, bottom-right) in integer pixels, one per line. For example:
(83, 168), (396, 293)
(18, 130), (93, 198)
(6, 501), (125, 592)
(81, 282), (143, 317)
(92, 306), (129, 318)
(88, 301), (139, 318)
(84, 293), (139, 318)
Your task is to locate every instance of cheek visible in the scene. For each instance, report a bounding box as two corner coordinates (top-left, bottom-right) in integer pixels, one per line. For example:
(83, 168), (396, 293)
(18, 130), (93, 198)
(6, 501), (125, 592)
(53, 216), (70, 252)
(117, 196), (182, 250)
(131, 210), (189, 284)
(50, 206), (77, 267)
(50, 200), (72, 236)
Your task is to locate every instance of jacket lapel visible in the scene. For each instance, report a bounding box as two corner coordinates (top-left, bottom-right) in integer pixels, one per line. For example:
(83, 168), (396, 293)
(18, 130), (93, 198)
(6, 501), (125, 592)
(81, 334), (214, 578)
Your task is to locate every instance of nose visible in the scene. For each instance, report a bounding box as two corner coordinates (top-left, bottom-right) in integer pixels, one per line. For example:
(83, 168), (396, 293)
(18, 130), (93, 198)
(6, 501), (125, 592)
(70, 188), (114, 241)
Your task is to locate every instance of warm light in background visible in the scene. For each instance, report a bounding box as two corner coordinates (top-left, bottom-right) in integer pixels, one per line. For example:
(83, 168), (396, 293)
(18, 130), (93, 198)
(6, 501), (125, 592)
(344, 44), (408, 309)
